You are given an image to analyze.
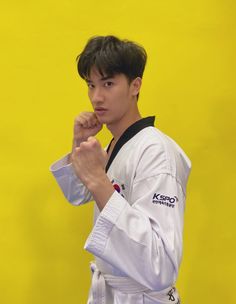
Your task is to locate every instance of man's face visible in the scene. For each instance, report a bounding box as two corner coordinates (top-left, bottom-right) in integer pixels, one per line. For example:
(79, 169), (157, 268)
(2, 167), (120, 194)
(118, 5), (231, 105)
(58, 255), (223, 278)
(86, 67), (140, 127)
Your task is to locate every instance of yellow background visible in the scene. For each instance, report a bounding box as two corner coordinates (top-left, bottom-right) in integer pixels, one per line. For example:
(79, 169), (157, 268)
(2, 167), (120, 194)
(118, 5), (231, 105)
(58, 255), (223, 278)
(1, 1), (235, 303)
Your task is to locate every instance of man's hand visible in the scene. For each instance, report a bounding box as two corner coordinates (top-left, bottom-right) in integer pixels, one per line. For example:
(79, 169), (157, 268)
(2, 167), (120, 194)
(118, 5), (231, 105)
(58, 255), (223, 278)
(73, 112), (102, 146)
(69, 112), (102, 163)
(71, 137), (114, 210)
(72, 136), (107, 185)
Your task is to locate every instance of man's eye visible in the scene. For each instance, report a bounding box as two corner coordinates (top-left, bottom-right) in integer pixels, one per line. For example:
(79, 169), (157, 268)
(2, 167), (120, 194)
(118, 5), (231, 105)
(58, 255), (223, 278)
(87, 83), (94, 89)
(104, 81), (113, 87)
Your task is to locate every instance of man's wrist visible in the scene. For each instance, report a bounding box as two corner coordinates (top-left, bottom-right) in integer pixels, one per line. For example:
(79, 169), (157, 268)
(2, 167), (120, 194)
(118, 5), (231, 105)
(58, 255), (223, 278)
(68, 139), (83, 163)
(87, 174), (115, 211)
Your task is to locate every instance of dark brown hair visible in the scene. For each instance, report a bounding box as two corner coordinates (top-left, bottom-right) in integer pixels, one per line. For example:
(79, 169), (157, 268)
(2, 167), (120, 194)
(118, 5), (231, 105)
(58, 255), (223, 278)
(76, 35), (147, 83)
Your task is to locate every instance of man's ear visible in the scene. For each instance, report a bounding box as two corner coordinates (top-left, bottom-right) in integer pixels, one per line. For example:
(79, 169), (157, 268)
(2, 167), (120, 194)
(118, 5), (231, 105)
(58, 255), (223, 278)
(131, 77), (142, 97)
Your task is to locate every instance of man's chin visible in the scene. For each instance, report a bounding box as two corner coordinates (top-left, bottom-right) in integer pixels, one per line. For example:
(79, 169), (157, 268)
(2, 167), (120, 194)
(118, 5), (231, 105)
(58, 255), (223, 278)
(97, 117), (111, 125)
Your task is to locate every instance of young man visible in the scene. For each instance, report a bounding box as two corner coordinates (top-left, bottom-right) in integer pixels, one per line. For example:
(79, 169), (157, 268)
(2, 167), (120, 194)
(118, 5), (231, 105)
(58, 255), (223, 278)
(50, 35), (191, 303)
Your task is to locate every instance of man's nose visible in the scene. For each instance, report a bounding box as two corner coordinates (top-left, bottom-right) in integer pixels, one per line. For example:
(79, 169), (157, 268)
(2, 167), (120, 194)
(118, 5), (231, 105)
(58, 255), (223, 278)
(91, 87), (105, 103)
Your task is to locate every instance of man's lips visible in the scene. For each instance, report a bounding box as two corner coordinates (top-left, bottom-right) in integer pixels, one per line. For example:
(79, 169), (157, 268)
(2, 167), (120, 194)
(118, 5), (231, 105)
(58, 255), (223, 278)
(95, 107), (107, 111)
(95, 107), (108, 115)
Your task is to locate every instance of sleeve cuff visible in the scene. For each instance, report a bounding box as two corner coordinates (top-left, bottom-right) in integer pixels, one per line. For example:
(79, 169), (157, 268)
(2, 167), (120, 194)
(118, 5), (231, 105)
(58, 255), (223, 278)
(100, 190), (127, 224)
(50, 153), (71, 171)
(84, 191), (128, 256)
(50, 153), (76, 179)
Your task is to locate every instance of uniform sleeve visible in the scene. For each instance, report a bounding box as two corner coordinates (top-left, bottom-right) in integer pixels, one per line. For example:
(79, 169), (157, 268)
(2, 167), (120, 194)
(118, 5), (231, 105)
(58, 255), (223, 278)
(84, 152), (189, 291)
(50, 154), (93, 205)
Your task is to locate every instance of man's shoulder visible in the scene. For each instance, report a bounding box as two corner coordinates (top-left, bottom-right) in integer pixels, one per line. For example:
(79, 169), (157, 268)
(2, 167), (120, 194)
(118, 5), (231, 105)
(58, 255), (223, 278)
(131, 126), (170, 149)
(132, 126), (191, 181)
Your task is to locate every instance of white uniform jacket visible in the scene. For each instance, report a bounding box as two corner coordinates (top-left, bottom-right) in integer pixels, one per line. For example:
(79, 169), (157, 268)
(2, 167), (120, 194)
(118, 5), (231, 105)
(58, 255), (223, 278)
(50, 117), (191, 304)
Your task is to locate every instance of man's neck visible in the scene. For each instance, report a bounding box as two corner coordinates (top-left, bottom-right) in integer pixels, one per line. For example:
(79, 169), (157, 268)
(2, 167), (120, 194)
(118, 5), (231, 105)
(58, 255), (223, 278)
(106, 111), (142, 142)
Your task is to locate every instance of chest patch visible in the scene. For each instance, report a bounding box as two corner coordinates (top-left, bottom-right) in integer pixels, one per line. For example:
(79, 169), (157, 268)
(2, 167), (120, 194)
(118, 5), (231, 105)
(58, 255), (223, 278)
(111, 179), (126, 198)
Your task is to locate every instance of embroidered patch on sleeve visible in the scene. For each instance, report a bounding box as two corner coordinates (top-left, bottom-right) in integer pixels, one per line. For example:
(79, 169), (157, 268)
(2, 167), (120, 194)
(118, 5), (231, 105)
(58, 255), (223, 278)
(152, 193), (178, 208)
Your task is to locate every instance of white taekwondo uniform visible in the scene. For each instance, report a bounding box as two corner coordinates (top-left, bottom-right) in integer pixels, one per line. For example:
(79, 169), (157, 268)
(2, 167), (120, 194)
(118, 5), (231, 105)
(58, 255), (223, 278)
(50, 117), (191, 304)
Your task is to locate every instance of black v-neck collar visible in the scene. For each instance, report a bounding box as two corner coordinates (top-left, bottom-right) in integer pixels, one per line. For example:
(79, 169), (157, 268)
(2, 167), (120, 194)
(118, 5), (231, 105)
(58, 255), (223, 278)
(105, 116), (155, 172)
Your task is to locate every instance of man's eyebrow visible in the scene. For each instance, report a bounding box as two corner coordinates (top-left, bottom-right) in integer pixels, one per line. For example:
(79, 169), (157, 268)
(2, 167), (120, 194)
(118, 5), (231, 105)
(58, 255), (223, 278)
(86, 75), (114, 83)
(100, 75), (114, 81)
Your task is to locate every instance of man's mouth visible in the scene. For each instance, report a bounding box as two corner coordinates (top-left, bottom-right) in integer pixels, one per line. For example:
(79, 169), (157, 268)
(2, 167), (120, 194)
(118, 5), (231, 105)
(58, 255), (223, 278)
(95, 107), (108, 115)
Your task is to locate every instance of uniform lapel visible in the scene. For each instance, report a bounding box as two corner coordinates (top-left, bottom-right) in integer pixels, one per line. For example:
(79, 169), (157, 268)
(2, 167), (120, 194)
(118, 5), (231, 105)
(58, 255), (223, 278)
(105, 116), (155, 172)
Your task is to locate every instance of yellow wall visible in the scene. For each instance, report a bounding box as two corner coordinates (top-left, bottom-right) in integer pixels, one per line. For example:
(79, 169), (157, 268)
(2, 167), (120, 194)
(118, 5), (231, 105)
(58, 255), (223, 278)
(1, 1), (235, 303)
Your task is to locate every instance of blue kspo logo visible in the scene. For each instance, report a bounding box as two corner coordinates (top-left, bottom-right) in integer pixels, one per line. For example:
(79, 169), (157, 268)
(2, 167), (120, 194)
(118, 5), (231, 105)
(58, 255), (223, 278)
(152, 193), (178, 208)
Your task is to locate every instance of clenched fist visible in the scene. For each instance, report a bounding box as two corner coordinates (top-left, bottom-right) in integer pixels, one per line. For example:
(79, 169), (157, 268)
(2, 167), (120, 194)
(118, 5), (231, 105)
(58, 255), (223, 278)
(69, 112), (102, 163)
(71, 136), (114, 210)
(72, 136), (107, 183)
(73, 111), (102, 148)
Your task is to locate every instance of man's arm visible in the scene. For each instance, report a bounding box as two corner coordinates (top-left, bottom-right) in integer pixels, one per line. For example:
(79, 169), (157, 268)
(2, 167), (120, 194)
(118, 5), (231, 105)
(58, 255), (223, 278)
(71, 136), (115, 210)
(50, 112), (104, 205)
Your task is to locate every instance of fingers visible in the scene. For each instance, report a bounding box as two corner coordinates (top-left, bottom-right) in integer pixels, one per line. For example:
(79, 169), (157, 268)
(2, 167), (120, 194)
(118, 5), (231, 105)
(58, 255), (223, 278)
(75, 112), (100, 129)
(73, 137), (101, 155)
(72, 137), (107, 172)
(81, 137), (100, 149)
(72, 112), (103, 147)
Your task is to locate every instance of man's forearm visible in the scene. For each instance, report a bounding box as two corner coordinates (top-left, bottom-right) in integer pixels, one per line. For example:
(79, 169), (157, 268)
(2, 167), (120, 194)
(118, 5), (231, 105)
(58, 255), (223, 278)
(87, 174), (115, 211)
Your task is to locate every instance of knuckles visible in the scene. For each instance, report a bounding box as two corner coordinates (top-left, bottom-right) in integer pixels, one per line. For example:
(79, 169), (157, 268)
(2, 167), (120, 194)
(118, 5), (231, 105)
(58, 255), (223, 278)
(79, 137), (99, 151)
(88, 136), (98, 145)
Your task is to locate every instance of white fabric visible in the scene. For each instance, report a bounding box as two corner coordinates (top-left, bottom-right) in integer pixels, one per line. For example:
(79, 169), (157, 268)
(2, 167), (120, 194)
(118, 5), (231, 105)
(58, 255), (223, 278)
(88, 262), (180, 304)
(50, 126), (191, 303)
